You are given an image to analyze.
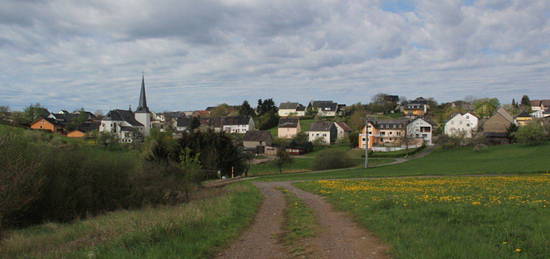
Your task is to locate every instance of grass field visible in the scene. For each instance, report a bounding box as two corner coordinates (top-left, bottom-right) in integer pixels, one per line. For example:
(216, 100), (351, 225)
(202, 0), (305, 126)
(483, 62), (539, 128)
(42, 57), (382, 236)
(295, 175), (550, 258)
(258, 143), (550, 181)
(0, 182), (262, 259)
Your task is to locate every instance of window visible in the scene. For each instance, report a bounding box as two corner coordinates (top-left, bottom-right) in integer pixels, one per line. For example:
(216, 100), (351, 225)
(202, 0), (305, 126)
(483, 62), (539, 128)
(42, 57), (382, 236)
(323, 134), (326, 137)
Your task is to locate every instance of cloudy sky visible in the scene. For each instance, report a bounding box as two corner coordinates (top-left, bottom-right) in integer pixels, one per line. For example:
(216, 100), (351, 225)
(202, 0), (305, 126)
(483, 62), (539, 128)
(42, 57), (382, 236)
(1, 0), (549, 112)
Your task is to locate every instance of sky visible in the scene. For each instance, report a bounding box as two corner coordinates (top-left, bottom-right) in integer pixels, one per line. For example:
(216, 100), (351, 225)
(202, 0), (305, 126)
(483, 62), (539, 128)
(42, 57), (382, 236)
(0, 0), (549, 113)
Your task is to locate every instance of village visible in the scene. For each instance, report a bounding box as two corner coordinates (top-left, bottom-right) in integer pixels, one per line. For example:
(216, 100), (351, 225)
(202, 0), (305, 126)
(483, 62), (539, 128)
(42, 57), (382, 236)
(7, 75), (549, 159)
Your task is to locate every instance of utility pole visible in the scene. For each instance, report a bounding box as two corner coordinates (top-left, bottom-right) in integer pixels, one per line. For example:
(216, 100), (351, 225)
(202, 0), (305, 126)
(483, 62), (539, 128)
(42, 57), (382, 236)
(364, 119), (369, 169)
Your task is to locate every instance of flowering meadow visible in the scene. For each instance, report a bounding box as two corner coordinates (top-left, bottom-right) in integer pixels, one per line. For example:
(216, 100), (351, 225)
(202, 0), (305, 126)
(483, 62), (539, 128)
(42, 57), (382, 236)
(295, 174), (550, 258)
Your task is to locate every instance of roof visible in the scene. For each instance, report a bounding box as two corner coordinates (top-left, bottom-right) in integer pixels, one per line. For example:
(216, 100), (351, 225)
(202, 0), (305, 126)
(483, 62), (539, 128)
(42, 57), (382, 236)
(74, 122), (100, 133)
(279, 102), (305, 110)
(243, 130), (272, 142)
(33, 117), (64, 127)
(334, 121), (352, 131)
(278, 117), (299, 128)
(136, 75), (150, 113)
(530, 99), (550, 107)
(367, 118), (409, 129)
(309, 121), (334, 131)
(222, 116), (251, 126)
(176, 117), (191, 127)
(496, 107), (514, 123)
(516, 111), (532, 118)
(104, 109), (143, 127)
(310, 101), (338, 111)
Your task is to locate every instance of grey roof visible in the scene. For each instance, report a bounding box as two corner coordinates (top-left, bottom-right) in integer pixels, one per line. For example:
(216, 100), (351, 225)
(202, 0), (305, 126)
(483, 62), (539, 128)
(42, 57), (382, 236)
(243, 130), (272, 142)
(136, 75), (150, 113)
(75, 121), (100, 133)
(104, 109), (143, 127)
(279, 102), (305, 111)
(334, 121), (352, 131)
(496, 107), (514, 123)
(278, 117), (299, 128)
(222, 116), (251, 126)
(176, 117), (191, 127)
(367, 118), (409, 129)
(516, 111), (531, 118)
(310, 101), (338, 111)
(309, 121), (334, 131)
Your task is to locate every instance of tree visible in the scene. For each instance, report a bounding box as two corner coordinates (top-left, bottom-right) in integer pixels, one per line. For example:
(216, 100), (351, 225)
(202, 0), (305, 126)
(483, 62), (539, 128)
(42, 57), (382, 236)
(513, 122), (545, 145)
(520, 95), (532, 112)
(239, 100), (255, 117)
(312, 149), (354, 170)
(66, 111), (89, 131)
(142, 128), (179, 166)
(257, 111), (279, 130)
(20, 103), (49, 125)
(256, 98), (277, 116)
(275, 149), (292, 173)
(210, 103), (232, 117)
(190, 117), (201, 130)
(349, 109), (367, 131)
(473, 98), (500, 118)
(178, 148), (203, 201)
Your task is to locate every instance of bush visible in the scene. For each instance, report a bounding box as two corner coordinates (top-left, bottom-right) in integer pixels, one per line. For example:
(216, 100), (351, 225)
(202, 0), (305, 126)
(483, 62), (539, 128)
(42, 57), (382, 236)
(514, 122), (546, 145)
(312, 149), (355, 171)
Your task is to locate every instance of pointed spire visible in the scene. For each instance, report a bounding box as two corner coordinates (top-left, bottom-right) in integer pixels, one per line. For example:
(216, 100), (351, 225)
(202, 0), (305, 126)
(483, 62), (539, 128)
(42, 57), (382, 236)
(136, 73), (149, 113)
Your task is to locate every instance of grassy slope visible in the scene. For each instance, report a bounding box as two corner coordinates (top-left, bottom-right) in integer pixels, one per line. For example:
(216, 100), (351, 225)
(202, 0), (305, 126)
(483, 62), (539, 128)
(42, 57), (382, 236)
(295, 175), (550, 258)
(259, 143), (550, 181)
(0, 182), (262, 259)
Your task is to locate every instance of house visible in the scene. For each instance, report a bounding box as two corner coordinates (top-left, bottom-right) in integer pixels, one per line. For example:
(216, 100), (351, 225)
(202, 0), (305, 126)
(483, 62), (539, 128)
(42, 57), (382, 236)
(30, 117), (64, 133)
(403, 98), (429, 117)
(308, 121), (337, 145)
(221, 116), (255, 134)
(308, 101), (341, 117)
(333, 121), (352, 141)
(278, 102), (306, 117)
(444, 112), (479, 138)
(481, 108), (514, 144)
(67, 122), (100, 138)
(243, 130), (273, 153)
(174, 117), (191, 132)
(278, 117), (301, 139)
(530, 99), (550, 112)
(359, 118), (409, 149)
(515, 111), (533, 126)
(99, 75), (152, 143)
(407, 118), (433, 145)
(530, 109), (550, 119)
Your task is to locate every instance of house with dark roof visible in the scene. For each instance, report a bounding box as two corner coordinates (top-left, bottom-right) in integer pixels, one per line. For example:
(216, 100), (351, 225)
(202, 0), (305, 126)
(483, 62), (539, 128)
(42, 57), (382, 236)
(99, 75), (152, 143)
(359, 118), (410, 149)
(334, 121), (352, 141)
(30, 117), (64, 133)
(530, 99), (550, 112)
(278, 102), (306, 117)
(308, 121), (337, 145)
(243, 130), (273, 153)
(278, 117), (301, 139)
(308, 100), (342, 117)
(173, 117), (191, 132)
(221, 116), (255, 134)
(402, 97), (429, 117)
(515, 111), (533, 126)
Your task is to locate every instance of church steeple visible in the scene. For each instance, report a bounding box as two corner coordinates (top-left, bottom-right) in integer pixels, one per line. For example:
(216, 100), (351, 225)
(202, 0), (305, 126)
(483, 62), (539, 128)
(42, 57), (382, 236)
(136, 73), (149, 113)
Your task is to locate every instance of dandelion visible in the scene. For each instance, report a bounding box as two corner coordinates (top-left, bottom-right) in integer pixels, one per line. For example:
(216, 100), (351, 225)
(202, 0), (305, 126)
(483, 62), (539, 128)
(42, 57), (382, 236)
(471, 201), (481, 205)
(515, 248), (522, 253)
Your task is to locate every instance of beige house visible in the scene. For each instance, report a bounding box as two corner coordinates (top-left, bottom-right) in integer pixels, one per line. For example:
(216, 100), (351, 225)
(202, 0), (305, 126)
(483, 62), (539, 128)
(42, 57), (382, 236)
(359, 118), (409, 149)
(243, 130), (273, 153)
(278, 117), (301, 139)
(278, 102), (306, 117)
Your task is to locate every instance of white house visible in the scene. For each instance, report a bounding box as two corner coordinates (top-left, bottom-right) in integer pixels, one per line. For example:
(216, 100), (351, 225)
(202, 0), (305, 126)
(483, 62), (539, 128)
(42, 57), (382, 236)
(308, 101), (340, 117)
(278, 102), (306, 117)
(308, 121), (337, 145)
(406, 118), (433, 145)
(173, 117), (191, 132)
(333, 121), (352, 141)
(99, 75), (152, 143)
(221, 116), (255, 134)
(444, 112), (479, 138)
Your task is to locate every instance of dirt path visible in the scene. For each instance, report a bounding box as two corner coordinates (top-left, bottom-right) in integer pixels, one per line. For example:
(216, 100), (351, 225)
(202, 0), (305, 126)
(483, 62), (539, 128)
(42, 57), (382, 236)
(217, 181), (389, 259)
(216, 182), (290, 259)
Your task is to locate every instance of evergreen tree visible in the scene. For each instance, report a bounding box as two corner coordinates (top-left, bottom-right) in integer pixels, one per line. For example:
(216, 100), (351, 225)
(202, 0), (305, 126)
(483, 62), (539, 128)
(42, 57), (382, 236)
(520, 95), (531, 106)
(239, 100), (255, 117)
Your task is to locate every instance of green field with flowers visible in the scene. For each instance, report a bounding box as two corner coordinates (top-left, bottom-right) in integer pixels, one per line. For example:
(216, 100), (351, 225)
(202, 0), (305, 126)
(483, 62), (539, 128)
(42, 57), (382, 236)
(295, 174), (550, 258)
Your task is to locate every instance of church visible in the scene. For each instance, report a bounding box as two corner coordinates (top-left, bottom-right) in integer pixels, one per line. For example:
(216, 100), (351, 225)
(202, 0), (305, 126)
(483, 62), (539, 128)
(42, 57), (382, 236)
(99, 75), (152, 143)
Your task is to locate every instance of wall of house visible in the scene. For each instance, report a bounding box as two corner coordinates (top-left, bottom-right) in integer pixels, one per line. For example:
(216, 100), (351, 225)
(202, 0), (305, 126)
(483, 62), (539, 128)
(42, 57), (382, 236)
(223, 124), (249, 134)
(308, 131), (331, 145)
(444, 114), (478, 138)
(135, 112), (151, 136)
(278, 109), (305, 117)
(278, 127), (298, 138)
(30, 119), (57, 133)
(407, 119), (433, 145)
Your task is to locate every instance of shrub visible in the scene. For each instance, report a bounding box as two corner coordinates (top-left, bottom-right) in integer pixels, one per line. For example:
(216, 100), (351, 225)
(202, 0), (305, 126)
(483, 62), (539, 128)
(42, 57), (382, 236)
(514, 122), (546, 145)
(312, 149), (355, 171)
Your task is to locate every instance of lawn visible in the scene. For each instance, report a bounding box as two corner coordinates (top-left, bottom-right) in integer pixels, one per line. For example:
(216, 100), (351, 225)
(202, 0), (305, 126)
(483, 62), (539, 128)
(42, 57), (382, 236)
(0, 182), (262, 259)
(295, 175), (550, 258)
(248, 144), (395, 176)
(258, 143), (550, 181)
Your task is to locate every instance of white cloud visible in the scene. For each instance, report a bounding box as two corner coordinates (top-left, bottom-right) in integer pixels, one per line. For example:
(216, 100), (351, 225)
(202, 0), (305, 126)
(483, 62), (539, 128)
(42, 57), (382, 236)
(0, 0), (549, 112)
